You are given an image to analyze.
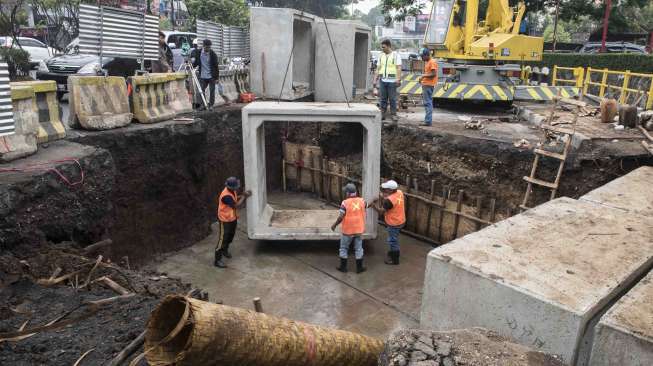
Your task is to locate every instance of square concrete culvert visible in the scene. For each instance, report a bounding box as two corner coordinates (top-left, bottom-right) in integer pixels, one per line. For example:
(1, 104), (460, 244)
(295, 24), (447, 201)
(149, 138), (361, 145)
(315, 20), (372, 102)
(589, 270), (653, 366)
(242, 102), (381, 241)
(419, 196), (653, 365)
(250, 8), (316, 101)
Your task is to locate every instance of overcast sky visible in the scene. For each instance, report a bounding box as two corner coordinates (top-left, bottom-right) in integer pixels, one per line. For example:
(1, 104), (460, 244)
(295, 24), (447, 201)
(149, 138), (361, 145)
(353, 0), (379, 14)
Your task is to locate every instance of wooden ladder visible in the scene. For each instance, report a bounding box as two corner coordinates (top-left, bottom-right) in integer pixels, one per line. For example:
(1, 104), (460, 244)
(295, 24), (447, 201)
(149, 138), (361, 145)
(520, 96), (585, 211)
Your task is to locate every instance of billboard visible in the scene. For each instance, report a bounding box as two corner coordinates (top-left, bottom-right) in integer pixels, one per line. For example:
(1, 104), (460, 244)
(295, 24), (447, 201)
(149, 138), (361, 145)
(403, 14), (429, 34)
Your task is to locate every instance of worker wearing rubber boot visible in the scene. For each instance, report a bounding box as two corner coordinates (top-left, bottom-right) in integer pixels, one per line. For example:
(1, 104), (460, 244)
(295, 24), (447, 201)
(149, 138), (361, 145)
(419, 47), (438, 127)
(375, 39), (402, 124)
(331, 183), (367, 274)
(215, 177), (251, 268)
(369, 180), (405, 265)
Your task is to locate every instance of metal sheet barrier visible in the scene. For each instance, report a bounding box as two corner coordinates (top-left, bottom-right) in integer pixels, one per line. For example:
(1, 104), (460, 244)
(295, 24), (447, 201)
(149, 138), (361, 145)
(0, 63), (14, 137)
(196, 20), (224, 56)
(79, 4), (159, 61)
(196, 20), (249, 59)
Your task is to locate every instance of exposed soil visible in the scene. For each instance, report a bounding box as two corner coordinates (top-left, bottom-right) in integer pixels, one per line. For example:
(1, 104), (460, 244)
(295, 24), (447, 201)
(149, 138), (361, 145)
(0, 243), (191, 366)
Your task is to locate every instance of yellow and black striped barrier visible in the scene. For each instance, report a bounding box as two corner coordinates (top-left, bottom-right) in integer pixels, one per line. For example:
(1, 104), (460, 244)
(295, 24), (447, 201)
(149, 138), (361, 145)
(129, 73), (177, 124)
(11, 80), (66, 144)
(398, 73), (422, 95)
(433, 83), (513, 102)
(513, 86), (580, 102)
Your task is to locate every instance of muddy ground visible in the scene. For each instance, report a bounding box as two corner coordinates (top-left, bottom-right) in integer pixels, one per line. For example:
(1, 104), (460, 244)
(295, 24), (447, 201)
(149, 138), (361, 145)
(0, 243), (191, 365)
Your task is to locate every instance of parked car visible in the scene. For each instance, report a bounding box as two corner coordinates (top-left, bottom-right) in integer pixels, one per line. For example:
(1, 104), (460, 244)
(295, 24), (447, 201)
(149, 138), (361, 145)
(578, 42), (648, 54)
(0, 36), (54, 67)
(163, 31), (197, 71)
(36, 38), (139, 100)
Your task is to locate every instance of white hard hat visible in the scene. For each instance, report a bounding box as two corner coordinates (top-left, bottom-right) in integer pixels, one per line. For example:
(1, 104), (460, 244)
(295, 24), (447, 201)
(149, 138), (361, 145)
(192, 38), (199, 46)
(381, 180), (398, 190)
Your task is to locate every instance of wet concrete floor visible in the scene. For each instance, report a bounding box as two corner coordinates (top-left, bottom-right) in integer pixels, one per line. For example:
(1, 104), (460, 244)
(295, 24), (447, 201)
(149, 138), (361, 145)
(150, 192), (433, 339)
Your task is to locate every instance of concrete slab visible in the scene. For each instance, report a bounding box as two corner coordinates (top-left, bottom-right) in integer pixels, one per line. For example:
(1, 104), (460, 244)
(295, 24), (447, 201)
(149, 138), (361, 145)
(315, 20), (371, 102)
(242, 102), (381, 240)
(580, 166), (653, 217)
(419, 197), (653, 365)
(589, 271), (653, 365)
(150, 192), (432, 339)
(250, 7), (317, 100)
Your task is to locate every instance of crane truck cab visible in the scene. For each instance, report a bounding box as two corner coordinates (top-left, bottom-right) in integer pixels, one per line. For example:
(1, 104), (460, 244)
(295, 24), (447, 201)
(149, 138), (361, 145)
(424, 0), (544, 104)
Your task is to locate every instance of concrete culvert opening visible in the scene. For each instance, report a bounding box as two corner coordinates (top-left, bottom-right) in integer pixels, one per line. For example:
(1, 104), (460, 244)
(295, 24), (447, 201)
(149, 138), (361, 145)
(353, 32), (369, 93)
(292, 19), (313, 93)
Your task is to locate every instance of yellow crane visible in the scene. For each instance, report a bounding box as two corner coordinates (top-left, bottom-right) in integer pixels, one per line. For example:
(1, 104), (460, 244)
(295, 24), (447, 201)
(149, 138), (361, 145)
(417, 0), (576, 104)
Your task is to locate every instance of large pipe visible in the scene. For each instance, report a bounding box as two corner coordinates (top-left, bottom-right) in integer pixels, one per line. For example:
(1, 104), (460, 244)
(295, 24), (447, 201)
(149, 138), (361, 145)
(144, 295), (384, 366)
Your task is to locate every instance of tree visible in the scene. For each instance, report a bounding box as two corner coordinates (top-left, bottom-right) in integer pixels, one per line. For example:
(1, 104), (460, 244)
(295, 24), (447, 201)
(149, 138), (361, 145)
(255, 0), (352, 18)
(30, 0), (81, 50)
(543, 21), (570, 42)
(186, 0), (249, 27)
(0, 0), (28, 44)
(362, 5), (382, 27)
(554, 0), (651, 34)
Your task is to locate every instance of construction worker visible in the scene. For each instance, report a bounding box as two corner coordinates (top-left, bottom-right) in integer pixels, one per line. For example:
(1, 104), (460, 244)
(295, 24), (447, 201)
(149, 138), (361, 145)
(375, 39), (402, 123)
(419, 48), (438, 127)
(331, 183), (367, 274)
(369, 180), (405, 265)
(215, 177), (251, 268)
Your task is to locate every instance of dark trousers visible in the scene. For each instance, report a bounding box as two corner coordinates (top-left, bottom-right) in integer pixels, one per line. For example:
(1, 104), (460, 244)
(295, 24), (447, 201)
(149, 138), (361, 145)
(200, 78), (216, 106)
(216, 220), (237, 256)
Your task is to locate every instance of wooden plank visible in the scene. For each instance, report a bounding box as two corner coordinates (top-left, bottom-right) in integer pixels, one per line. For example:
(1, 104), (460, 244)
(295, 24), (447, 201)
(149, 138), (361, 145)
(452, 190), (464, 239)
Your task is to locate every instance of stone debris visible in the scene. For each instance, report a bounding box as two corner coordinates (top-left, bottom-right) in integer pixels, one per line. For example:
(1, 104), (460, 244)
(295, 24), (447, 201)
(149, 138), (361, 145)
(379, 328), (565, 366)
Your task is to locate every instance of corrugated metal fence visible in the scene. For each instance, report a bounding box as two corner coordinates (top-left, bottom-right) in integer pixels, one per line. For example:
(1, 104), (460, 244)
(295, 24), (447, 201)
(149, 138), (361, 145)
(79, 4), (159, 61)
(0, 63), (14, 137)
(196, 20), (249, 59)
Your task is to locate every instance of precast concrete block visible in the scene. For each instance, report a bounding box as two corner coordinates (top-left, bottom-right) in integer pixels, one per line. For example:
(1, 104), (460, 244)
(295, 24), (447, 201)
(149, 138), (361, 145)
(0, 86), (38, 162)
(242, 102), (381, 240)
(166, 73), (193, 115)
(315, 20), (372, 102)
(250, 7), (317, 100)
(129, 73), (177, 124)
(580, 166), (653, 216)
(420, 197), (653, 365)
(68, 76), (132, 130)
(589, 271), (653, 365)
(11, 80), (66, 144)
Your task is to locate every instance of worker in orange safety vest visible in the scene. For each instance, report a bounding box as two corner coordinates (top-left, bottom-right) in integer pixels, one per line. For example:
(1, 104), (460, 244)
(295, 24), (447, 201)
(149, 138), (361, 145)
(215, 176), (251, 268)
(368, 179), (405, 265)
(331, 183), (367, 274)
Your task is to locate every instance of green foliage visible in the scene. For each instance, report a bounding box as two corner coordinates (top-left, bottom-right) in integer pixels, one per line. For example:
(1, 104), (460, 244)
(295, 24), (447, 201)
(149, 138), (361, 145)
(543, 22), (571, 43)
(557, 0), (651, 34)
(160, 17), (172, 30)
(0, 47), (31, 80)
(533, 53), (653, 74)
(186, 0), (249, 27)
(257, 0), (350, 18)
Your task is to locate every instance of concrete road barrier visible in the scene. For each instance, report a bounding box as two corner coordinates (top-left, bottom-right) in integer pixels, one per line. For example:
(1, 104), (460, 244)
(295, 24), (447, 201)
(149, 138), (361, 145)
(420, 196), (653, 365)
(11, 80), (65, 144)
(1, 86), (38, 162)
(68, 76), (132, 130)
(166, 73), (193, 115)
(129, 73), (176, 124)
(219, 70), (240, 102)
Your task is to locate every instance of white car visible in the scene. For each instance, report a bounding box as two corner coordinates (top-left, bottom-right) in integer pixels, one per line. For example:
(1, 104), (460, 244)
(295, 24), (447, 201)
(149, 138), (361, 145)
(1, 37), (53, 67)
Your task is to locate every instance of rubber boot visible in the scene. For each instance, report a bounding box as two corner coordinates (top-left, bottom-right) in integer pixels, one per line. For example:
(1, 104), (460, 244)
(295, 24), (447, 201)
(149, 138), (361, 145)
(223, 242), (232, 259)
(336, 257), (348, 273)
(381, 111), (387, 121)
(356, 259), (367, 274)
(385, 251), (400, 265)
(214, 251), (227, 268)
(384, 251), (393, 265)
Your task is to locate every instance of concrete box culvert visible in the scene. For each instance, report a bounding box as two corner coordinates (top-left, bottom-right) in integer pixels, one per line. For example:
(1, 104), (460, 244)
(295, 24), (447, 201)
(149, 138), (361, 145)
(419, 196), (653, 365)
(242, 102), (381, 241)
(315, 20), (372, 102)
(250, 8), (317, 101)
(589, 270), (653, 366)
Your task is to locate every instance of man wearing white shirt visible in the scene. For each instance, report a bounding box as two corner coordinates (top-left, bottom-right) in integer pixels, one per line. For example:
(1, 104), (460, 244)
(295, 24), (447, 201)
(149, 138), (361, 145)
(375, 39), (402, 123)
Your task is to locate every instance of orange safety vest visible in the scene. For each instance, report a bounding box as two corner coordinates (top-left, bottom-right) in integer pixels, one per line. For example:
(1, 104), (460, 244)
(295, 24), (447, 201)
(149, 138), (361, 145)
(341, 197), (366, 235)
(384, 190), (406, 226)
(217, 187), (238, 222)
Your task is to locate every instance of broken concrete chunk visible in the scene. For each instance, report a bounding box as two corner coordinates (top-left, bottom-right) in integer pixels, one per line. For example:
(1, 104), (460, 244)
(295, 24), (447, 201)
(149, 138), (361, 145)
(379, 328), (565, 366)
